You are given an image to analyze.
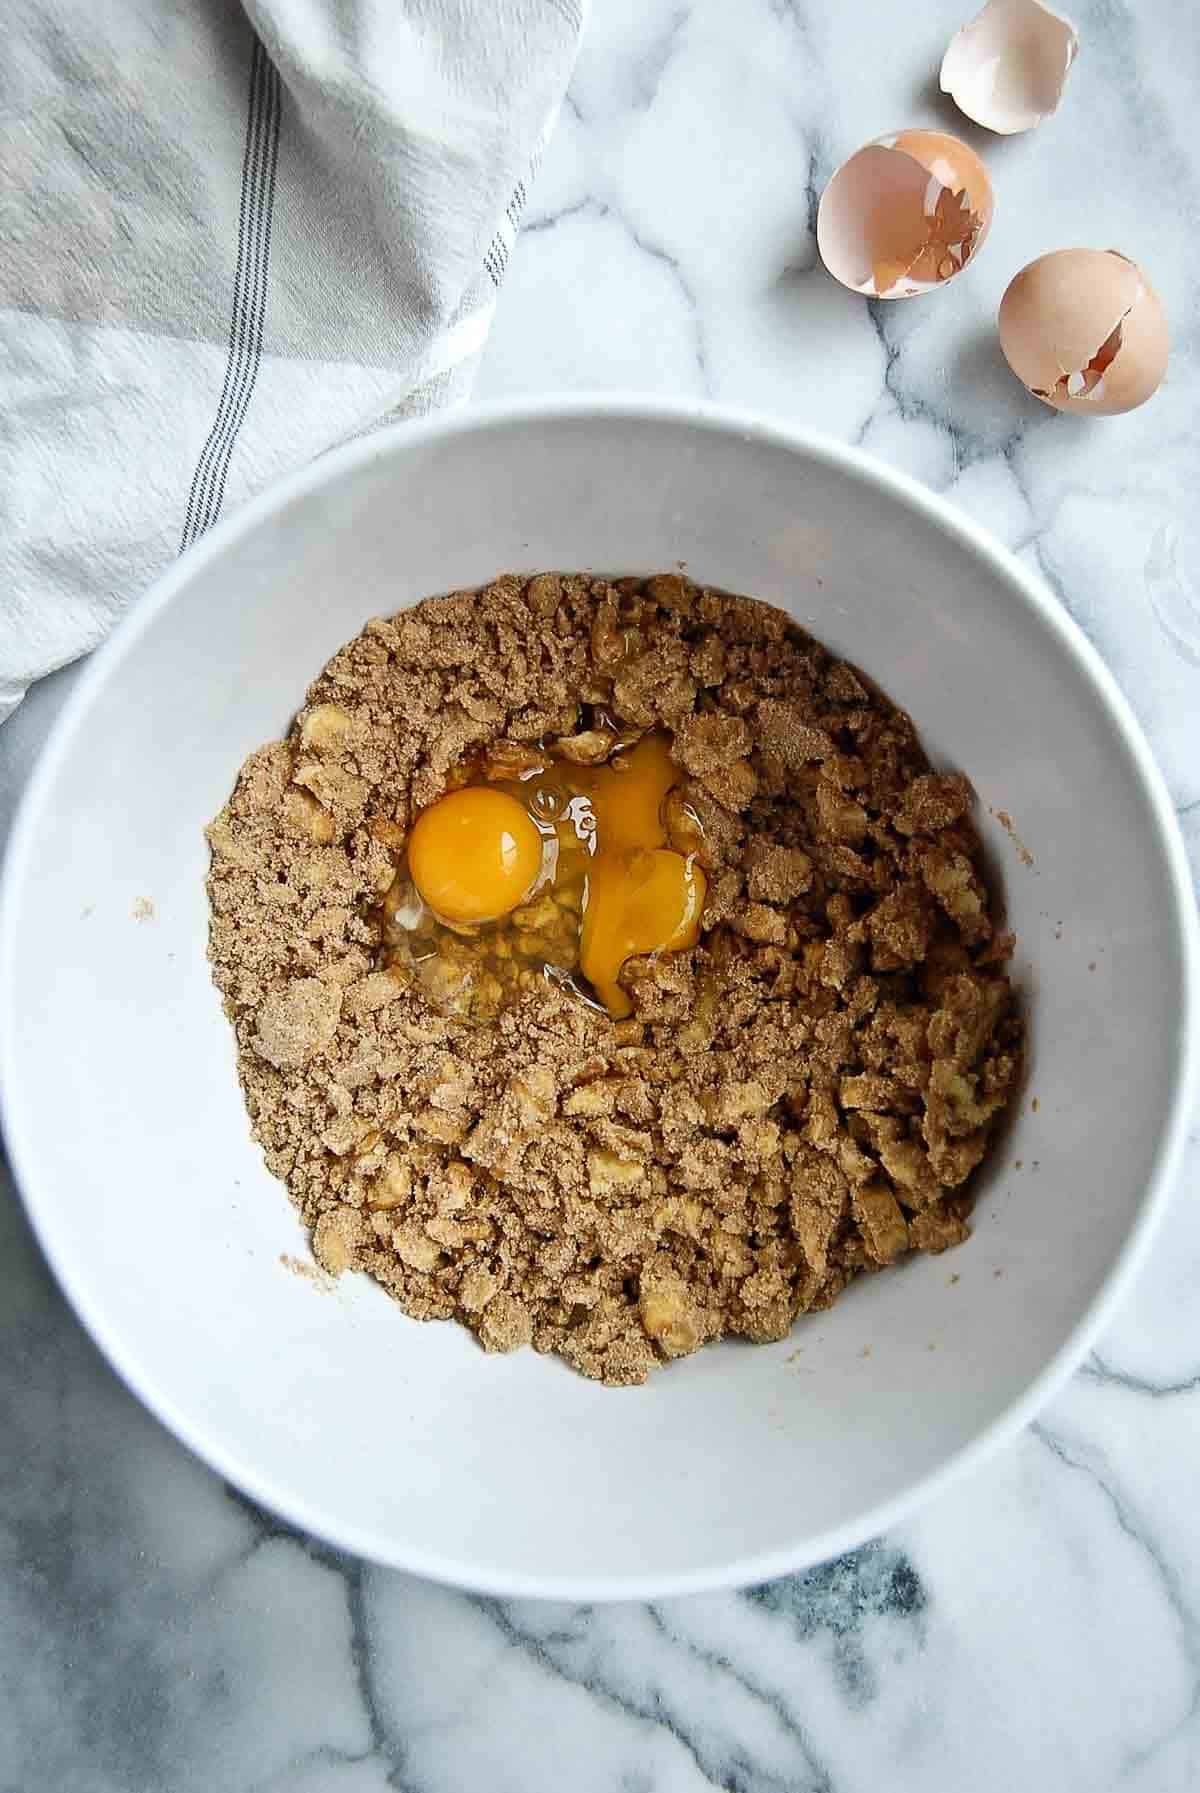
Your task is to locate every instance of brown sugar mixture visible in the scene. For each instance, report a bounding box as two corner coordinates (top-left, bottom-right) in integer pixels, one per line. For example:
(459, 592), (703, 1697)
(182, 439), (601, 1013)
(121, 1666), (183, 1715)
(206, 573), (1022, 1385)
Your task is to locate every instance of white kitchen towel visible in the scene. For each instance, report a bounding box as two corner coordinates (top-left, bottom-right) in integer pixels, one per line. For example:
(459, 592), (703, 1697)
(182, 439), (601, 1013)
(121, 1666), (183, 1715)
(0, 0), (585, 723)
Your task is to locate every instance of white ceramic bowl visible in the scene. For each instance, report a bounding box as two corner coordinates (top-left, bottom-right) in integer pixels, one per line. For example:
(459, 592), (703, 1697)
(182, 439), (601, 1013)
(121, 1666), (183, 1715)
(3, 400), (1196, 1600)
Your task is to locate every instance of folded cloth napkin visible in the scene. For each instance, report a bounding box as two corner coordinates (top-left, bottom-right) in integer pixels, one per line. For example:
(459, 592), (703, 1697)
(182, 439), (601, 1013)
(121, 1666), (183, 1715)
(0, 0), (585, 722)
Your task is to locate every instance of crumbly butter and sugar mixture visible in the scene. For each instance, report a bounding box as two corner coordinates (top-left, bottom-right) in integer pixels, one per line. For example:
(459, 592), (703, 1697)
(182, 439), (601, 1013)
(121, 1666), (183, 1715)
(206, 572), (1022, 1385)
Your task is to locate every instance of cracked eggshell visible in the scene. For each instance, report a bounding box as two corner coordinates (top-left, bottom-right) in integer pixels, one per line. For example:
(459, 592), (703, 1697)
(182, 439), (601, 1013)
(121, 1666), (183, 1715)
(998, 249), (1169, 416)
(941, 0), (1078, 135)
(816, 130), (993, 300)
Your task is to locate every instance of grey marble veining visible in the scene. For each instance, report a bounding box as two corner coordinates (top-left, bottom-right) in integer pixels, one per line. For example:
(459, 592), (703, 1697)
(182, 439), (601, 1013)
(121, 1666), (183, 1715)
(3, 1), (1200, 1788)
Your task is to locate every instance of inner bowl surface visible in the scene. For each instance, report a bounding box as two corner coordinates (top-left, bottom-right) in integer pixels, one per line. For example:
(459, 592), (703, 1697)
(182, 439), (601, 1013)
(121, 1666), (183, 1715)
(2, 400), (1195, 1599)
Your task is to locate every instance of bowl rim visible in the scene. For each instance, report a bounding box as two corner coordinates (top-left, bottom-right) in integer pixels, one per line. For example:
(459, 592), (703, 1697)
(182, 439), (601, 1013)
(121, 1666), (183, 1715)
(3, 393), (1198, 1601)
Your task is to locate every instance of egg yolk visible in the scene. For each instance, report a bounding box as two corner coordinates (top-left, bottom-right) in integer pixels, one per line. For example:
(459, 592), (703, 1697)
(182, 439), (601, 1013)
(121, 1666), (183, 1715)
(580, 846), (705, 1020)
(570, 733), (707, 1017)
(407, 787), (543, 923)
(571, 732), (680, 852)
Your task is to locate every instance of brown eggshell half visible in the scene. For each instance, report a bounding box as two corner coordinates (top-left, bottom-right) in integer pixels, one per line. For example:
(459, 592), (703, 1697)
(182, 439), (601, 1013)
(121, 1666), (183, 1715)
(998, 249), (1169, 415)
(941, 0), (1079, 135)
(817, 131), (994, 300)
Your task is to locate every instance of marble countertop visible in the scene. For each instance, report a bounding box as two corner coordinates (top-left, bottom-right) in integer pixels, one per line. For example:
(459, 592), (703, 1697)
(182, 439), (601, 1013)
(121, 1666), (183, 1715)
(4, 1), (1199, 1788)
